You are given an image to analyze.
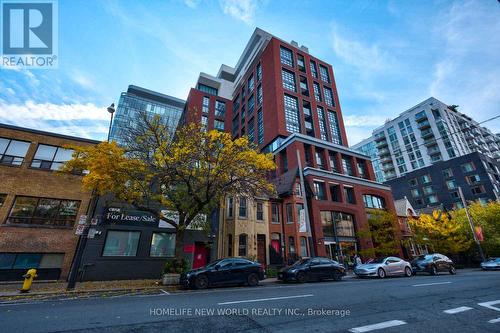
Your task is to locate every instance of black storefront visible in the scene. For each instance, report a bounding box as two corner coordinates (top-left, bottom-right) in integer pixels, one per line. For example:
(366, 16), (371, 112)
(77, 202), (219, 281)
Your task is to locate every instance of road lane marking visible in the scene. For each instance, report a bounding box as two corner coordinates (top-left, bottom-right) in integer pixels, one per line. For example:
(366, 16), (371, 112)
(412, 281), (452, 287)
(160, 289), (170, 294)
(488, 317), (500, 323)
(478, 300), (500, 312)
(443, 306), (473, 314)
(349, 320), (407, 332)
(218, 294), (313, 305)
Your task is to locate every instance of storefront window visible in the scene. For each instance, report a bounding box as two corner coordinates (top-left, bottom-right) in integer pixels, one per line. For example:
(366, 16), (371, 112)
(8, 196), (80, 227)
(334, 212), (355, 237)
(13, 253), (42, 269)
(150, 233), (175, 257)
(321, 211), (334, 237)
(289, 236), (296, 254)
(300, 237), (308, 257)
(103, 231), (140, 256)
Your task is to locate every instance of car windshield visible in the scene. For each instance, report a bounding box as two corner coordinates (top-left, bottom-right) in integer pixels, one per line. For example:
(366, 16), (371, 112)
(205, 259), (225, 268)
(367, 258), (386, 264)
(417, 254), (433, 260)
(291, 258), (310, 267)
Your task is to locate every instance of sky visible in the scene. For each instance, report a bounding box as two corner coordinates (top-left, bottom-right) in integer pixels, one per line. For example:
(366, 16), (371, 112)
(1, 0), (499, 144)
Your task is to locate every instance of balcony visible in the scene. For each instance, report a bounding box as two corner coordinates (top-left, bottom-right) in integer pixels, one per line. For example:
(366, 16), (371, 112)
(420, 128), (434, 139)
(382, 162), (395, 172)
(385, 171), (397, 179)
(427, 146), (441, 155)
(378, 148), (391, 156)
(424, 137), (438, 147)
(415, 112), (428, 122)
(374, 134), (387, 142)
(417, 120), (431, 130)
(380, 155), (392, 163)
(376, 140), (389, 149)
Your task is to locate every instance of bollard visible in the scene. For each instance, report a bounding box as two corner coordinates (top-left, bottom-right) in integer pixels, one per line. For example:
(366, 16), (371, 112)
(20, 268), (38, 293)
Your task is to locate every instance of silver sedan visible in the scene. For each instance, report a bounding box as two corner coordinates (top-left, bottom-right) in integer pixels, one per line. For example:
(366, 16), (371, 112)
(354, 256), (413, 278)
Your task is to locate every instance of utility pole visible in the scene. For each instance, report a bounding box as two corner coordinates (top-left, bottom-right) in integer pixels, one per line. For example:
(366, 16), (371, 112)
(296, 149), (315, 257)
(458, 186), (485, 262)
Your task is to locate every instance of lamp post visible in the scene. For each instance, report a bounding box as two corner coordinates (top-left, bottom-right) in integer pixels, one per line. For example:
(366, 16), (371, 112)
(107, 103), (115, 142)
(67, 103), (115, 290)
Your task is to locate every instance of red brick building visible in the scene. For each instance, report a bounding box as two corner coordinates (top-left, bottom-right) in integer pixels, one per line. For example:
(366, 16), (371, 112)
(179, 28), (401, 265)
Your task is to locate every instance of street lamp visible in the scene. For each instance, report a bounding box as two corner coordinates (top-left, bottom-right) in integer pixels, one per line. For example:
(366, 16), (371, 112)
(107, 103), (115, 143)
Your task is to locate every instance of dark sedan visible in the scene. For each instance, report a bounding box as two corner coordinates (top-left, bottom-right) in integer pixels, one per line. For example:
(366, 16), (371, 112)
(278, 257), (345, 283)
(180, 258), (265, 289)
(411, 253), (456, 275)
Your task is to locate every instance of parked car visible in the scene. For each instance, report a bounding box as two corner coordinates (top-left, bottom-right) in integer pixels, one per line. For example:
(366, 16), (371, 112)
(278, 257), (346, 283)
(180, 258), (265, 289)
(354, 257), (412, 278)
(481, 257), (500, 270)
(411, 253), (456, 275)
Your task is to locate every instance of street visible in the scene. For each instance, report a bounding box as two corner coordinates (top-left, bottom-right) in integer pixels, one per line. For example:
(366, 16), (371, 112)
(1, 270), (499, 333)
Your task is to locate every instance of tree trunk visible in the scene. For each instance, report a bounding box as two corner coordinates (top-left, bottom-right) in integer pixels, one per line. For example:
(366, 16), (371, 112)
(175, 228), (185, 262)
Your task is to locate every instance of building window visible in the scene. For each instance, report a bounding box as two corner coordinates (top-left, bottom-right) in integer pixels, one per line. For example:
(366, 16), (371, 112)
(315, 150), (325, 169)
(286, 203), (294, 224)
(321, 211), (334, 237)
(297, 54), (306, 72)
(421, 174), (431, 184)
(280, 46), (293, 67)
(334, 212), (356, 237)
(257, 63), (262, 81)
(284, 94), (301, 133)
(342, 155), (354, 176)
(314, 181), (326, 200)
(257, 108), (264, 144)
(423, 186), (434, 195)
(257, 84), (263, 105)
(324, 87), (334, 106)
(103, 231), (140, 257)
(310, 60), (318, 78)
(299, 76), (309, 96)
(8, 196), (80, 227)
(0, 253), (65, 270)
(461, 162), (475, 173)
(426, 195), (438, 204)
(0, 138), (30, 166)
(202, 96), (210, 113)
(300, 237), (308, 257)
(329, 153), (337, 172)
(233, 94), (240, 112)
(344, 186), (356, 204)
(327, 110), (342, 145)
(227, 234), (233, 256)
(466, 174), (481, 185)
(357, 161), (367, 179)
(248, 117), (255, 143)
(214, 120), (225, 131)
(201, 115), (208, 128)
(415, 198), (424, 206)
(330, 184), (341, 202)
(317, 106), (328, 141)
(238, 234), (247, 256)
(288, 236), (296, 254)
(227, 197), (234, 218)
(363, 194), (386, 209)
(215, 100), (226, 117)
(443, 168), (453, 178)
(295, 183), (302, 197)
(247, 94), (255, 115)
(150, 233), (175, 257)
(450, 191), (459, 199)
(248, 74), (254, 92)
(319, 64), (330, 83)
(271, 203), (280, 223)
(239, 197), (247, 218)
(411, 188), (421, 197)
(446, 179), (457, 190)
(408, 178), (418, 186)
(0, 194), (6, 208)
(197, 83), (218, 96)
(471, 185), (485, 195)
(313, 82), (322, 102)
(281, 68), (296, 92)
(256, 202), (264, 221)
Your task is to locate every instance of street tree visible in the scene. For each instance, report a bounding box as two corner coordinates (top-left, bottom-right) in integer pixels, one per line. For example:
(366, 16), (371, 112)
(408, 210), (471, 255)
(62, 112), (276, 261)
(357, 209), (400, 258)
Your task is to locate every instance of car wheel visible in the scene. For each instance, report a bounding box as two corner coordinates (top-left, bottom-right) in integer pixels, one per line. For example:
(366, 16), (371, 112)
(404, 267), (412, 277)
(449, 266), (456, 275)
(377, 268), (386, 279)
(430, 265), (437, 275)
(296, 271), (307, 283)
(247, 273), (259, 287)
(194, 275), (209, 289)
(332, 270), (343, 281)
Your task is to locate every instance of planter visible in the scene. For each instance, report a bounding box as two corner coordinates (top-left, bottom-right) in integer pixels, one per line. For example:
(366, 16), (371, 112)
(162, 273), (180, 286)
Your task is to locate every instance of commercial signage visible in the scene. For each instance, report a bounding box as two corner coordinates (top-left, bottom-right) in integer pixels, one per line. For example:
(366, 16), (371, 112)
(104, 207), (158, 226)
(75, 224), (85, 235)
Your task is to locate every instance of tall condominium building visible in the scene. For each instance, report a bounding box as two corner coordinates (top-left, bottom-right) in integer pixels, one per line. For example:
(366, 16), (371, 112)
(180, 28), (401, 264)
(352, 97), (500, 182)
(109, 85), (185, 144)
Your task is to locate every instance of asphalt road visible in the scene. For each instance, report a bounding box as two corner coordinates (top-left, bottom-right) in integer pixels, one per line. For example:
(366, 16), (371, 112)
(1, 270), (499, 333)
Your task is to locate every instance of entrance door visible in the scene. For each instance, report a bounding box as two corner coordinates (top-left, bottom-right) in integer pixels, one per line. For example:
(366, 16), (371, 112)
(257, 234), (266, 267)
(193, 242), (208, 269)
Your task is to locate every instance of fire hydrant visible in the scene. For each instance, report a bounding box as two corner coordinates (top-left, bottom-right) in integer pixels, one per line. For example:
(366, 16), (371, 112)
(20, 268), (37, 293)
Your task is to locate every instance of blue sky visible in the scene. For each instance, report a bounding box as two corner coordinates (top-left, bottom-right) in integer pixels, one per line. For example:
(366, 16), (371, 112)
(1, 0), (499, 144)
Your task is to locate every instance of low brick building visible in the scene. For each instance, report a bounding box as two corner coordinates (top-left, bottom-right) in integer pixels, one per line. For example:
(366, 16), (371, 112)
(0, 124), (98, 281)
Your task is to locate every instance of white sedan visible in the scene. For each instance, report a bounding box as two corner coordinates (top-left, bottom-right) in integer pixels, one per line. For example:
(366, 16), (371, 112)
(354, 257), (413, 278)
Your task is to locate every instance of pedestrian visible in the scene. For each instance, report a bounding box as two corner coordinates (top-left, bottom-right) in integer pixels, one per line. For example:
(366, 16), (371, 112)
(355, 255), (362, 267)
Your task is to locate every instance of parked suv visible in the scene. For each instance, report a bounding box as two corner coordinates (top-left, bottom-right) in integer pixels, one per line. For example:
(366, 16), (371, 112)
(180, 258), (265, 289)
(411, 253), (456, 275)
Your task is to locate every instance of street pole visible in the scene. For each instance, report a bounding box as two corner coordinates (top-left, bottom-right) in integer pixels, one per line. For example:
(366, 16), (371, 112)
(67, 103), (115, 290)
(458, 186), (486, 262)
(296, 149), (315, 257)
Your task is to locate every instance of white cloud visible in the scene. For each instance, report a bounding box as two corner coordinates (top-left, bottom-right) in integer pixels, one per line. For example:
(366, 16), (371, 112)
(219, 0), (259, 24)
(183, 0), (201, 8)
(0, 101), (109, 140)
(343, 115), (388, 127)
(70, 69), (96, 90)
